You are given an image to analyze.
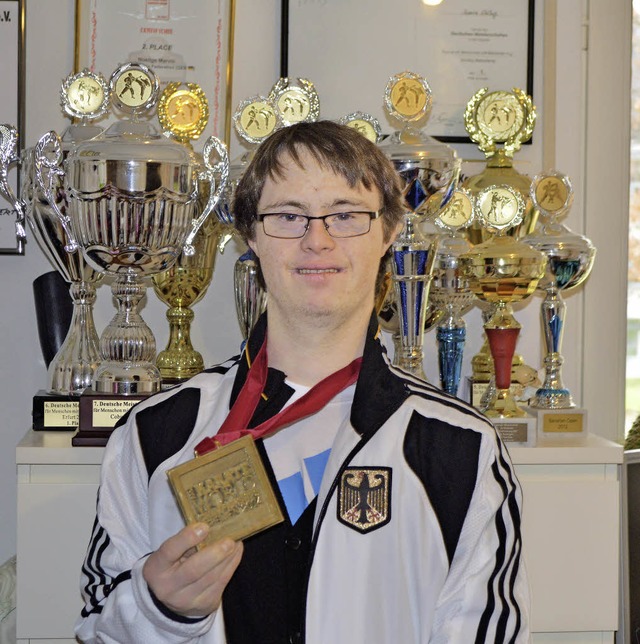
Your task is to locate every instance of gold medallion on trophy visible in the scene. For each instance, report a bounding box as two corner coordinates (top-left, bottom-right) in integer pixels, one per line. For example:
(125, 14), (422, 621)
(110, 63), (159, 114)
(233, 95), (281, 145)
(268, 77), (319, 126)
(464, 88), (535, 158)
(531, 171), (573, 217)
(61, 69), (110, 120)
(384, 71), (433, 124)
(435, 188), (475, 232)
(167, 435), (285, 548)
(339, 111), (382, 144)
(476, 184), (526, 232)
(158, 82), (209, 143)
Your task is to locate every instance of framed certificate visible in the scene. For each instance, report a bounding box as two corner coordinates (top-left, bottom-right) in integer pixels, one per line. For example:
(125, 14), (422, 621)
(74, 0), (236, 144)
(0, 0), (25, 255)
(282, 0), (534, 143)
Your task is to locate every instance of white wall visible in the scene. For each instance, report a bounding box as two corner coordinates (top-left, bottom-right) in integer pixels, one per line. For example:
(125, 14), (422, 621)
(0, 0), (630, 569)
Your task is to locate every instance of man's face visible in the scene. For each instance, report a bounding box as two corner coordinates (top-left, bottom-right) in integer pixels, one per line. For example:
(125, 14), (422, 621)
(247, 150), (396, 330)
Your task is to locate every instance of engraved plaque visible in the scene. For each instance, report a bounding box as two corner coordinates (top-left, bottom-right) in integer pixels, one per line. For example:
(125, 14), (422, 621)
(167, 435), (284, 547)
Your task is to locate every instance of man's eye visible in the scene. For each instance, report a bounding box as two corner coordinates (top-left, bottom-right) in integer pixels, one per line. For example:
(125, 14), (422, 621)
(276, 213), (304, 223)
(333, 212), (355, 222)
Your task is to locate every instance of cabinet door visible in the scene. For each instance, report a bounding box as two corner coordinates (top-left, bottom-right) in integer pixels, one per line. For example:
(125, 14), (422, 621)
(520, 477), (619, 632)
(17, 482), (98, 639)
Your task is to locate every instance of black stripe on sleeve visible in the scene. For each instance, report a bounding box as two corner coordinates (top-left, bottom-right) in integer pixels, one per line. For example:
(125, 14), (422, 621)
(474, 441), (524, 643)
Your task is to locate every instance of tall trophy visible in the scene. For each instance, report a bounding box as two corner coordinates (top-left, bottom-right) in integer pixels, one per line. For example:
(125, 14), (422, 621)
(0, 70), (109, 430)
(35, 64), (229, 445)
(152, 82), (234, 385)
(522, 171), (596, 436)
(378, 71), (459, 379)
(462, 87), (537, 394)
(225, 80), (320, 343)
(234, 249), (268, 347)
(429, 189), (475, 397)
(460, 185), (546, 444)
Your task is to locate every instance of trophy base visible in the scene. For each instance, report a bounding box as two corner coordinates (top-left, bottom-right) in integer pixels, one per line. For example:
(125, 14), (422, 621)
(492, 416), (536, 447)
(529, 387), (574, 409)
(32, 390), (80, 431)
(526, 406), (588, 441)
(73, 389), (148, 446)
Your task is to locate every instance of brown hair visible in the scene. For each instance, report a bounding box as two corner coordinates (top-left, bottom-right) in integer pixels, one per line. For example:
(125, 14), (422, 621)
(232, 120), (404, 243)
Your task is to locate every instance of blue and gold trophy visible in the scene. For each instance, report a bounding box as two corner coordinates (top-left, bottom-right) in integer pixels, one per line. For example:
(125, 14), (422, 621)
(523, 171), (596, 411)
(378, 72), (459, 379)
(429, 189), (476, 396)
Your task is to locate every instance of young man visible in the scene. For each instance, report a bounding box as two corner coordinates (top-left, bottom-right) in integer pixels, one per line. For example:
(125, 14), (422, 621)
(75, 121), (530, 643)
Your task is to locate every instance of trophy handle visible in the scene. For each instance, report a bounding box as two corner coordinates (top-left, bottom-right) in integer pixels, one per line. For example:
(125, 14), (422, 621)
(0, 124), (20, 207)
(183, 135), (230, 256)
(33, 131), (79, 254)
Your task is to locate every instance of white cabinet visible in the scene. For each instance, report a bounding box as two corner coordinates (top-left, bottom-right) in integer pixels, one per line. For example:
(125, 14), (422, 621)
(511, 435), (623, 642)
(16, 430), (623, 643)
(16, 431), (102, 644)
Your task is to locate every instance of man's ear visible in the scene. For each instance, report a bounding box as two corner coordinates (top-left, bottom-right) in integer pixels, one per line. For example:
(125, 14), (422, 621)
(247, 237), (258, 257)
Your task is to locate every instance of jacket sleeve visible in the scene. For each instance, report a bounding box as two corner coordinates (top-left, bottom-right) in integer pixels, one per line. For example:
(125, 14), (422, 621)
(429, 433), (531, 644)
(73, 415), (224, 644)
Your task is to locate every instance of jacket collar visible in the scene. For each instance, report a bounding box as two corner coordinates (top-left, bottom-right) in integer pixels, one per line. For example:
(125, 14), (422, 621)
(231, 311), (410, 434)
(350, 312), (411, 438)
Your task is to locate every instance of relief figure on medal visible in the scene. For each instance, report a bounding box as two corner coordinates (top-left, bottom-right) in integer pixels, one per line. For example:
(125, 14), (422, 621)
(185, 460), (262, 523)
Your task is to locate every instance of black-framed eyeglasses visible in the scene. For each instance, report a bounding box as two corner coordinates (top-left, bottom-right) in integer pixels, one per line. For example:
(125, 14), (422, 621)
(257, 211), (380, 239)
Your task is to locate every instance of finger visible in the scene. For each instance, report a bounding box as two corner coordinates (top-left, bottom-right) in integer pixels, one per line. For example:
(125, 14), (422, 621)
(154, 523), (210, 568)
(169, 540), (244, 616)
(173, 538), (241, 588)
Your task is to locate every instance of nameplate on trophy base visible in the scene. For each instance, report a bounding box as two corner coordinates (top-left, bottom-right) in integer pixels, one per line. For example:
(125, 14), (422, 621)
(72, 390), (147, 446)
(528, 407), (588, 440)
(32, 390), (79, 431)
(167, 435), (285, 548)
(467, 378), (525, 409)
(492, 416), (537, 447)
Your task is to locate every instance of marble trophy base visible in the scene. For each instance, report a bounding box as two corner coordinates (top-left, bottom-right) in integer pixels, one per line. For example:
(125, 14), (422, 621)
(526, 406), (588, 441)
(492, 416), (537, 447)
(73, 389), (148, 446)
(32, 390), (79, 431)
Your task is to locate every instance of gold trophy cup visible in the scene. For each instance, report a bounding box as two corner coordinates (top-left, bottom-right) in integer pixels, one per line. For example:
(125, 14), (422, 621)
(460, 185), (546, 419)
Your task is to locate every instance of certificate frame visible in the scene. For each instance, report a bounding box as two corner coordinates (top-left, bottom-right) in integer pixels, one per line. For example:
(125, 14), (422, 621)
(74, 0), (236, 145)
(281, 0), (534, 144)
(0, 0), (26, 256)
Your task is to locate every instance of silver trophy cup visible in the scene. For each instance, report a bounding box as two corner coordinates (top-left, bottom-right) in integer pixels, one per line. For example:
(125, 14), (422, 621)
(34, 124), (229, 395)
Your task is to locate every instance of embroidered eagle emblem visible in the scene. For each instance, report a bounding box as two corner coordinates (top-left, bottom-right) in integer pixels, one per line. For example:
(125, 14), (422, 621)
(337, 467), (391, 533)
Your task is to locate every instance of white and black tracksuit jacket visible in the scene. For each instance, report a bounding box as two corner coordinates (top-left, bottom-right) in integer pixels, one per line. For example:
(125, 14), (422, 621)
(75, 313), (531, 644)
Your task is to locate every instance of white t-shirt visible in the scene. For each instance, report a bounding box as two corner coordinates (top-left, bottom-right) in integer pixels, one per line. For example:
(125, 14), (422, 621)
(264, 382), (355, 523)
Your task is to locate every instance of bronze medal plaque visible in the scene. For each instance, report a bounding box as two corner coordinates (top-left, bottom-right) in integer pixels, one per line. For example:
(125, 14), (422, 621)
(167, 435), (284, 548)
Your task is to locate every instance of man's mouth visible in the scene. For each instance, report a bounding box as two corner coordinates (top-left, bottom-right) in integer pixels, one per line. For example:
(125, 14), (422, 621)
(297, 268), (340, 274)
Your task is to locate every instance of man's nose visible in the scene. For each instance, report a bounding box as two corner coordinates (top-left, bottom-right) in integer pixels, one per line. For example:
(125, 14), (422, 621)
(301, 218), (335, 250)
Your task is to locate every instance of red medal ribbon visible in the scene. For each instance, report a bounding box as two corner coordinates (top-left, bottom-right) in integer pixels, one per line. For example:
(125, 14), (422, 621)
(194, 338), (362, 456)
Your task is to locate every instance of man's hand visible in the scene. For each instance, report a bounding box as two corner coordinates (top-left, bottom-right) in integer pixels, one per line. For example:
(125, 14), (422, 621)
(143, 523), (243, 618)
